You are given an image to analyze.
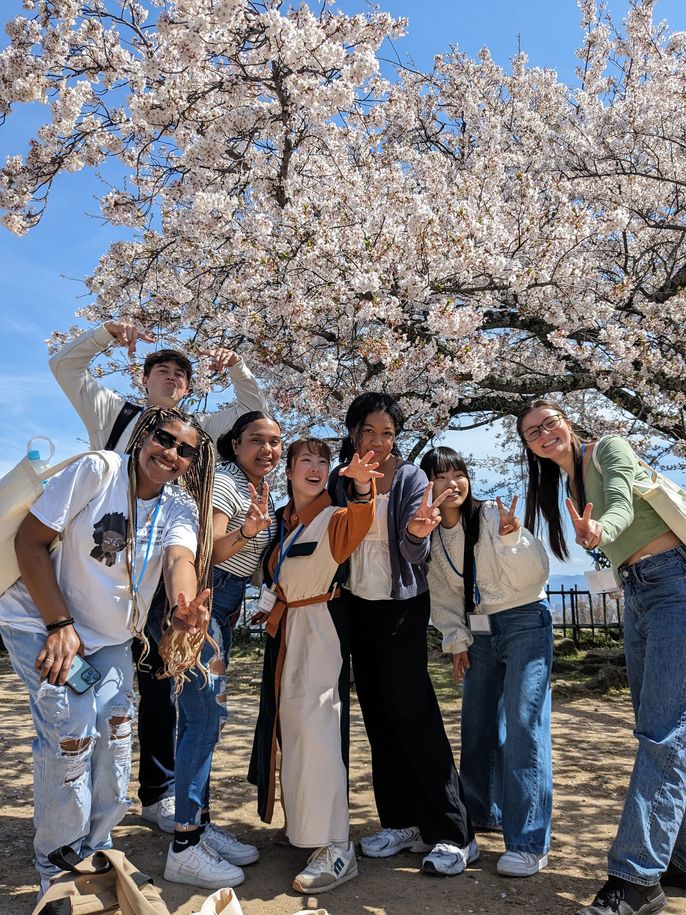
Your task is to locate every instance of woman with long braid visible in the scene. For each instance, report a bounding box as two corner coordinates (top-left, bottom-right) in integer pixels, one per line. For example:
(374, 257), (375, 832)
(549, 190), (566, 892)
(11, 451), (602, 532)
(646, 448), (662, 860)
(0, 407), (215, 898)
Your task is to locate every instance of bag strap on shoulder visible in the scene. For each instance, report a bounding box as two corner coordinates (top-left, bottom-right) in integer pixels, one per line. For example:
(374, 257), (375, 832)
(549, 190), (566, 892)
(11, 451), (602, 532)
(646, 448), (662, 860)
(105, 402), (143, 452)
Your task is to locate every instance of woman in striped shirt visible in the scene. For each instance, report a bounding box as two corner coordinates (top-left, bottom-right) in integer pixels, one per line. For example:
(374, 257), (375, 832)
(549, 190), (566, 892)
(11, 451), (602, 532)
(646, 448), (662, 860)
(164, 410), (282, 891)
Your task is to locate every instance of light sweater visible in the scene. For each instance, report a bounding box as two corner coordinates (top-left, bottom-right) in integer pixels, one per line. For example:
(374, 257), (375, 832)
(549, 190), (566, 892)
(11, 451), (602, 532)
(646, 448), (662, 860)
(49, 325), (266, 451)
(429, 501), (549, 655)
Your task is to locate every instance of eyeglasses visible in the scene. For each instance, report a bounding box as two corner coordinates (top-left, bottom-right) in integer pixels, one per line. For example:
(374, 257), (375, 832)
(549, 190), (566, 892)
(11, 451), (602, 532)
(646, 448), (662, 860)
(522, 414), (564, 443)
(152, 428), (200, 461)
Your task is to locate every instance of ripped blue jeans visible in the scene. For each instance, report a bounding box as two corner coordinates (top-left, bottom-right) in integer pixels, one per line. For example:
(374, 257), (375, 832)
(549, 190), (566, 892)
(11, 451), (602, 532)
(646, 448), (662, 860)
(0, 626), (134, 879)
(170, 570), (248, 826)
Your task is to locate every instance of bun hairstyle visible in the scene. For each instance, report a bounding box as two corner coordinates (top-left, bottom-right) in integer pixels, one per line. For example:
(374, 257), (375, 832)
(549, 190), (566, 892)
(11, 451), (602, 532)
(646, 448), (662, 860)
(216, 411), (280, 464)
(516, 399), (581, 561)
(340, 392), (405, 463)
(420, 446), (483, 614)
(286, 438), (332, 498)
(125, 405), (215, 691)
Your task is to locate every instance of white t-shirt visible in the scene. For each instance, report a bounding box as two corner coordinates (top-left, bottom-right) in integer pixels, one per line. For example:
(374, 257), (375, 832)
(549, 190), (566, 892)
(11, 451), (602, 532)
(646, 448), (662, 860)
(0, 453), (198, 653)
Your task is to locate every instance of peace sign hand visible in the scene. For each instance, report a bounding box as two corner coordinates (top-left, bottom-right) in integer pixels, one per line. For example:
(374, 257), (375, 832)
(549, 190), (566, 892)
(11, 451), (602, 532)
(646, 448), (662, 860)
(495, 495), (521, 536)
(339, 450), (384, 485)
(565, 498), (603, 550)
(171, 589), (212, 634)
(241, 482), (272, 539)
(406, 483), (453, 538)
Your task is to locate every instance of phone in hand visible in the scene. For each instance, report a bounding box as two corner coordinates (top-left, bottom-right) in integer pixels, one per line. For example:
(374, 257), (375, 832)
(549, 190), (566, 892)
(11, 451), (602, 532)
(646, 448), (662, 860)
(65, 654), (102, 693)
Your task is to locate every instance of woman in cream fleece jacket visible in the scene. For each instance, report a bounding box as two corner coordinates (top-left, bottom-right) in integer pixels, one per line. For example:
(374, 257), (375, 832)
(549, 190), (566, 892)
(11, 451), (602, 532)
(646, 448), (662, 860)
(419, 447), (552, 879)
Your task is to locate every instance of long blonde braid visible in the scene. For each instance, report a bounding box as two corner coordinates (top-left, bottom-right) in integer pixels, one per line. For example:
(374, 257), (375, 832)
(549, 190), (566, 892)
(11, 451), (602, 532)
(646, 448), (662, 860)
(126, 407), (216, 692)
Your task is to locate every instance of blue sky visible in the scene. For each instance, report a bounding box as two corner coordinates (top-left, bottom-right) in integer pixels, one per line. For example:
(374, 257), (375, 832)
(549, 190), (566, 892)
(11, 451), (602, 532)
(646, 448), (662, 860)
(2, 0), (684, 573)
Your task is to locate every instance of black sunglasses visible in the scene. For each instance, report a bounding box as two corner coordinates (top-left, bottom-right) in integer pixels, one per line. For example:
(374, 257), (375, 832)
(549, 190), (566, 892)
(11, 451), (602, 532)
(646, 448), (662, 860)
(152, 428), (200, 461)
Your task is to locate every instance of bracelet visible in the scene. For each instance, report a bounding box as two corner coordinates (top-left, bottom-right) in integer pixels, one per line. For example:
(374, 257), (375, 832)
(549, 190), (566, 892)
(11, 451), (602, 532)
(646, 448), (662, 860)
(45, 617), (75, 633)
(353, 486), (373, 497)
(405, 530), (425, 545)
(239, 525), (257, 541)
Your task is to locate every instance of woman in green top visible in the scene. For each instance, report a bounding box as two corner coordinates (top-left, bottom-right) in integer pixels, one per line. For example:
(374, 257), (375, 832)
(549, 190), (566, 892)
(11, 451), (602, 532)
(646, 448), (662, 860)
(517, 400), (686, 915)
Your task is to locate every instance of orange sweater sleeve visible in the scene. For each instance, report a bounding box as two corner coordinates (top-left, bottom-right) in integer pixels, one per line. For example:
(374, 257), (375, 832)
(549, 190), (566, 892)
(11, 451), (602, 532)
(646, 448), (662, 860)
(327, 481), (376, 564)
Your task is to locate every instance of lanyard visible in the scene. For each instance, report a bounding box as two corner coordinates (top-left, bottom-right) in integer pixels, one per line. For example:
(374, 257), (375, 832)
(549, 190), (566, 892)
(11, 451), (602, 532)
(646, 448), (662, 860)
(272, 519), (305, 588)
(130, 494), (163, 598)
(436, 527), (481, 606)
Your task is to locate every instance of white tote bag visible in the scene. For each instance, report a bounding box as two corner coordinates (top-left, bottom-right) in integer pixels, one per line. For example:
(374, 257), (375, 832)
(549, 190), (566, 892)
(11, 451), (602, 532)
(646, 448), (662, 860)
(0, 448), (116, 597)
(592, 437), (686, 542)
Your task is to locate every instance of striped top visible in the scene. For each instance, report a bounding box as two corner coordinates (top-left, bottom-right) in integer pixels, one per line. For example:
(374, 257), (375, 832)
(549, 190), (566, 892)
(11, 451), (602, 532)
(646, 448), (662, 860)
(212, 462), (276, 578)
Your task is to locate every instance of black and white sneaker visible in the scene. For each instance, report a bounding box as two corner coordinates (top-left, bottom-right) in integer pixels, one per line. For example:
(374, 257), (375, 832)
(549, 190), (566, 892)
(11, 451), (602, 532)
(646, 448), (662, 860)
(578, 876), (666, 915)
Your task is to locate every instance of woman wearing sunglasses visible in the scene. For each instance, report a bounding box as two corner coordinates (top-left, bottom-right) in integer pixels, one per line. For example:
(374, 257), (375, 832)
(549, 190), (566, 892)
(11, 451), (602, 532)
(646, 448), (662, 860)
(0, 407), (214, 897)
(517, 399), (686, 915)
(162, 410), (282, 890)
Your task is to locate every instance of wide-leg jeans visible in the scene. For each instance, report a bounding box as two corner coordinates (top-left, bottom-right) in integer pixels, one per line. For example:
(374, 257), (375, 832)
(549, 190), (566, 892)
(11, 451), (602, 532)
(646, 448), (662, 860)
(460, 602), (553, 854)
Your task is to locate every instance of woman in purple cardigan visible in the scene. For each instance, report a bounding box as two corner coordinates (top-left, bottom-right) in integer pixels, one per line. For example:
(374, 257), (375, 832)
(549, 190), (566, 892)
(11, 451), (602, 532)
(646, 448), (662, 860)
(330, 392), (475, 878)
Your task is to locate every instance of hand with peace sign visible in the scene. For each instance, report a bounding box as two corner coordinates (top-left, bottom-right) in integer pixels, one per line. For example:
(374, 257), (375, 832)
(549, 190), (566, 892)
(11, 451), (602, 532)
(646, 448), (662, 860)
(496, 495), (521, 536)
(406, 483), (453, 538)
(241, 481), (272, 539)
(565, 498), (603, 550)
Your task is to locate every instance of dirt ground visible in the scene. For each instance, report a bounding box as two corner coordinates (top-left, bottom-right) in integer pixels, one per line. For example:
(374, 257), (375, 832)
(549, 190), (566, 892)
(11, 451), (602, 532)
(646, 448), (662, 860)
(1, 652), (685, 915)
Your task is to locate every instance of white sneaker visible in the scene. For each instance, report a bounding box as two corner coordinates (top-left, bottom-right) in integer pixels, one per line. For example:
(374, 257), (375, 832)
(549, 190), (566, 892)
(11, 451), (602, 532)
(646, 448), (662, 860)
(497, 850), (548, 877)
(202, 823), (259, 865)
(141, 794), (176, 833)
(292, 842), (358, 894)
(164, 839), (245, 889)
(359, 826), (432, 858)
(422, 837), (480, 876)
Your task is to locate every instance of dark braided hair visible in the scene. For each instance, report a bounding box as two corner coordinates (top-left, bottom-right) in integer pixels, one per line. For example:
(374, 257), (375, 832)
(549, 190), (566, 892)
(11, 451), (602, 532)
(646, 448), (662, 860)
(125, 406), (215, 690)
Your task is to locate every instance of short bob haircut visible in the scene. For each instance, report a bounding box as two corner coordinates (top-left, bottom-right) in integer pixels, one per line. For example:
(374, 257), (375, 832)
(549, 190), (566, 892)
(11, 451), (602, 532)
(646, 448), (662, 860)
(143, 349), (193, 385)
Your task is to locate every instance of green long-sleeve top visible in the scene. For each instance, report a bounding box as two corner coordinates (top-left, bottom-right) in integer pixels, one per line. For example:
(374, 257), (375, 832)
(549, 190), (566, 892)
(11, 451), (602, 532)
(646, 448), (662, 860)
(584, 435), (670, 569)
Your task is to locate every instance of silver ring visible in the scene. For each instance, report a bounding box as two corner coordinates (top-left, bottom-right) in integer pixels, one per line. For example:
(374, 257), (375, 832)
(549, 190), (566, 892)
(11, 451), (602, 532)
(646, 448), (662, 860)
(44, 657), (55, 665)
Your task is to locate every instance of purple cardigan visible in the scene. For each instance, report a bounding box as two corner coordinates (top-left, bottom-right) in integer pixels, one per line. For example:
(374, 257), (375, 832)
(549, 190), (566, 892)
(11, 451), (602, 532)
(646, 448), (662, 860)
(329, 460), (430, 601)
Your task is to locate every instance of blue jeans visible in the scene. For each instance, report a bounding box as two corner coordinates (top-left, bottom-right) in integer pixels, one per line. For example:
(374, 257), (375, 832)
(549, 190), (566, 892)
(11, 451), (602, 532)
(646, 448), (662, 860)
(0, 626), (134, 879)
(173, 569), (248, 826)
(608, 546), (686, 885)
(460, 602), (553, 854)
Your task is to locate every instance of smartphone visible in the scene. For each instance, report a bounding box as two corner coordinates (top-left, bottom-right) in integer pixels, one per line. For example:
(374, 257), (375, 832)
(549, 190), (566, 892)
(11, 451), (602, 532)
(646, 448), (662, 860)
(65, 654), (102, 693)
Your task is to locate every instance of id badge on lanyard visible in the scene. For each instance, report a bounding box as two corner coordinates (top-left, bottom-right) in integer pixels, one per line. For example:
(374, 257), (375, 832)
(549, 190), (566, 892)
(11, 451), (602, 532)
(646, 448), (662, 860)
(259, 520), (304, 615)
(467, 612), (492, 634)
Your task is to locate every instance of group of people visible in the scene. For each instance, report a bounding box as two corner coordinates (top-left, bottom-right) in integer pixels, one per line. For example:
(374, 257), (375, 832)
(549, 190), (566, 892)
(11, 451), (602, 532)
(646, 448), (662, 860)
(0, 321), (684, 915)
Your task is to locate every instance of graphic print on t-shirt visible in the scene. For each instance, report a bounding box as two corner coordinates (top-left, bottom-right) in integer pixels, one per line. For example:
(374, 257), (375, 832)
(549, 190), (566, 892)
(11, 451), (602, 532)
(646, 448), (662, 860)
(90, 511), (127, 567)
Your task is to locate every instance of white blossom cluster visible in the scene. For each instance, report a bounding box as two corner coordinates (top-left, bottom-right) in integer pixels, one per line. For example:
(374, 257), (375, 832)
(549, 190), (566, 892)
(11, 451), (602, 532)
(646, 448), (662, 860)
(2, 0), (686, 452)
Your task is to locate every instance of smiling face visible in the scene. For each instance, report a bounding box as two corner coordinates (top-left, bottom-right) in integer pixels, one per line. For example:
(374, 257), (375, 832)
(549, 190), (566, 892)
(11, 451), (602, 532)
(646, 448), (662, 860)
(143, 360), (191, 409)
(286, 443), (330, 505)
(137, 419), (198, 496)
(232, 418), (282, 485)
(430, 465), (471, 510)
(519, 406), (573, 464)
(355, 410), (397, 466)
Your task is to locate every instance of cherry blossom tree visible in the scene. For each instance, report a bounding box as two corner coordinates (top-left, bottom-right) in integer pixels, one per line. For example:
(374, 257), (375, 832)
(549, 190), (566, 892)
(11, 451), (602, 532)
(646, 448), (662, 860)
(2, 0), (686, 455)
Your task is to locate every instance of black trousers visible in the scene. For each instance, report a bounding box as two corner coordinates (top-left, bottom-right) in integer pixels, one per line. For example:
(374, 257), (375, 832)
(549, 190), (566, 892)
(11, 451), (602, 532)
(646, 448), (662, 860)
(347, 589), (474, 846)
(132, 585), (176, 807)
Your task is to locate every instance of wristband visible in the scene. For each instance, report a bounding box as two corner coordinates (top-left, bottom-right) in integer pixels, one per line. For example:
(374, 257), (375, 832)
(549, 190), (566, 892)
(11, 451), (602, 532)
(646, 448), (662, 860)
(405, 530), (424, 545)
(239, 525), (257, 540)
(46, 617), (75, 633)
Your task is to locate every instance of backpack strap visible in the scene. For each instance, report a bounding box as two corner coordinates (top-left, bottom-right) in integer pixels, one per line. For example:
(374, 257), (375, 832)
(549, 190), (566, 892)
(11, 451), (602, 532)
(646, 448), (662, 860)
(105, 402), (143, 451)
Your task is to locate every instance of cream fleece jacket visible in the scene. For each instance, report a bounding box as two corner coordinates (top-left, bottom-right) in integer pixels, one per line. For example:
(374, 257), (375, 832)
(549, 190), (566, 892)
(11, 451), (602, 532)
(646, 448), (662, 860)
(428, 501), (549, 655)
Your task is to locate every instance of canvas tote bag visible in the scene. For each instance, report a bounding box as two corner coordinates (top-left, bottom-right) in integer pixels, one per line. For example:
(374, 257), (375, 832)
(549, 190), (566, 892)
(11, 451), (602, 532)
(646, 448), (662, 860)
(0, 448), (116, 597)
(592, 436), (686, 542)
